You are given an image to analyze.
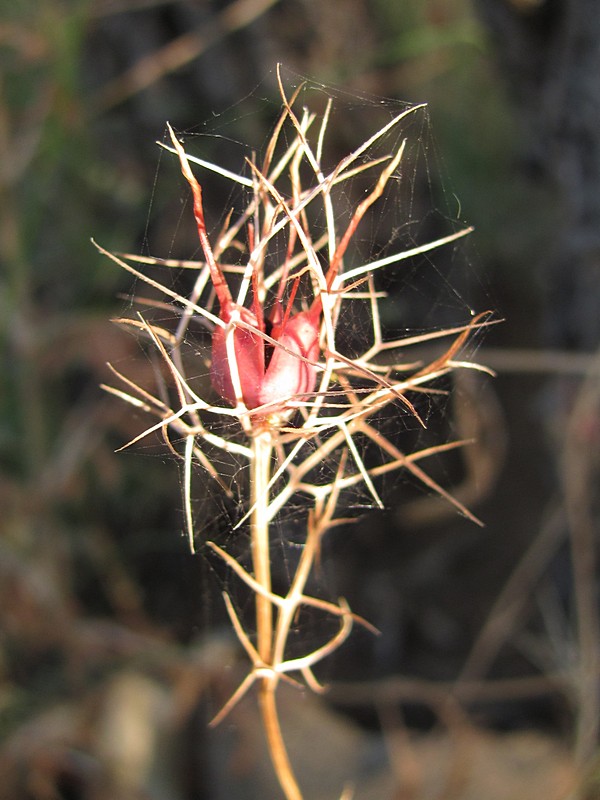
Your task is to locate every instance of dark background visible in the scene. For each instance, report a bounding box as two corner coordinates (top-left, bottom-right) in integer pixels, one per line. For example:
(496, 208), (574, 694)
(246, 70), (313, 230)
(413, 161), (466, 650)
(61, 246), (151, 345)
(2, 1), (600, 797)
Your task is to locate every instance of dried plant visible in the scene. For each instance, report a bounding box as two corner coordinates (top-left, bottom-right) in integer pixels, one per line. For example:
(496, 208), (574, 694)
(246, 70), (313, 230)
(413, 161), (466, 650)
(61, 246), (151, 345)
(96, 69), (491, 799)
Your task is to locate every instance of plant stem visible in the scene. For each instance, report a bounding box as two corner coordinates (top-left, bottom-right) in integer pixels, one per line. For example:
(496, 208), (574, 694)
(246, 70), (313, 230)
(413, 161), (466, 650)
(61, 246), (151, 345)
(252, 428), (274, 663)
(259, 678), (302, 800)
(251, 428), (302, 800)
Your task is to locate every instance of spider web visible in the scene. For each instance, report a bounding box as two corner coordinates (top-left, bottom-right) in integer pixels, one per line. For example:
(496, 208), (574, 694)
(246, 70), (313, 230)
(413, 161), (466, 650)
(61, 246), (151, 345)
(105, 67), (491, 681)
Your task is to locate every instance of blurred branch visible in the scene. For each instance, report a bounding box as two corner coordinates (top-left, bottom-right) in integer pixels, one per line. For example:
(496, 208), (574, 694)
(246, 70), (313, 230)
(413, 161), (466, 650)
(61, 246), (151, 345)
(479, 348), (600, 376)
(91, 0), (186, 16)
(563, 345), (600, 765)
(328, 670), (568, 709)
(457, 502), (566, 682)
(93, 0), (281, 112)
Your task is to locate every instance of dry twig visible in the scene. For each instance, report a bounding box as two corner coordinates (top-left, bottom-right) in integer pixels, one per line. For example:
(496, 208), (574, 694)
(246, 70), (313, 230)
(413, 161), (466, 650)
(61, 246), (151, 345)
(99, 69), (490, 798)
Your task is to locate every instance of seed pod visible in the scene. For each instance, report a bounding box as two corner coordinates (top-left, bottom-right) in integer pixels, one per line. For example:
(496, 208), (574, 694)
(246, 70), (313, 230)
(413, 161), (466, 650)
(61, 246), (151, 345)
(211, 305), (320, 413)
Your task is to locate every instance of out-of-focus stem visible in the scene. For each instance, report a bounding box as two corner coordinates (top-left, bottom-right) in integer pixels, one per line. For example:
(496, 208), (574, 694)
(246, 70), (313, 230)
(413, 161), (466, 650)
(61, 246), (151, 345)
(0, 182), (47, 478)
(564, 349), (600, 766)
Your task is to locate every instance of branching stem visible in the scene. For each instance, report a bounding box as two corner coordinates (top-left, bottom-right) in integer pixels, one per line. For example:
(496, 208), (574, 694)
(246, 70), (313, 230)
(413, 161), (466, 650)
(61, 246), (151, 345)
(101, 76), (489, 800)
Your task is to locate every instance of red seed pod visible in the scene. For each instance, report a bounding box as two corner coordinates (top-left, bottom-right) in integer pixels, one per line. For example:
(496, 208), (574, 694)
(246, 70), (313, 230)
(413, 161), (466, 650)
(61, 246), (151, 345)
(211, 304), (320, 412)
(210, 303), (264, 409)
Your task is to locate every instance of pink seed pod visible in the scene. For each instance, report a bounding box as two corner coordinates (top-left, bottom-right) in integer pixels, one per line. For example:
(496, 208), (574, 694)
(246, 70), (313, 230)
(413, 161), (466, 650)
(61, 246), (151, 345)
(257, 308), (321, 408)
(211, 305), (321, 411)
(209, 303), (265, 409)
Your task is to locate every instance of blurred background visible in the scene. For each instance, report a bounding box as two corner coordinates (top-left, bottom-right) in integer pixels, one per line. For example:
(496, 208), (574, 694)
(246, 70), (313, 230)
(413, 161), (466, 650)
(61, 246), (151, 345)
(2, 0), (600, 797)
